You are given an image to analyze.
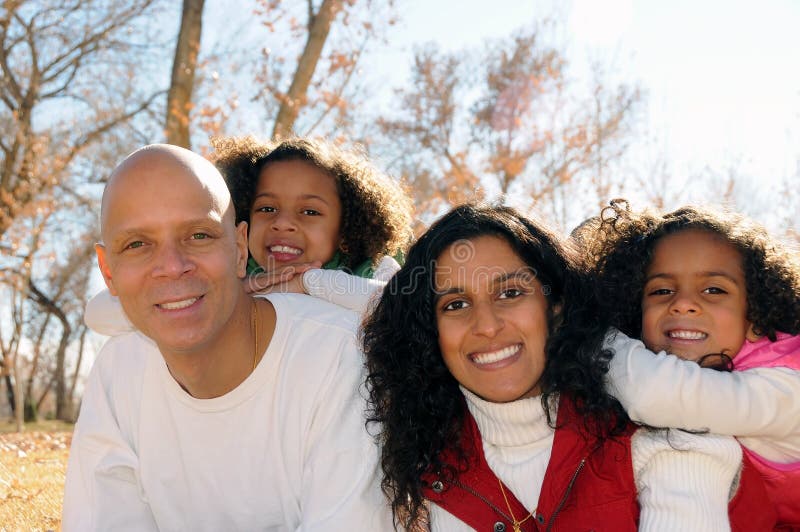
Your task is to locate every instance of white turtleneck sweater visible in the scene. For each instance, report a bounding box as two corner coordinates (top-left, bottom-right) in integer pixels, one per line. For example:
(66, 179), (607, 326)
(429, 388), (743, 532)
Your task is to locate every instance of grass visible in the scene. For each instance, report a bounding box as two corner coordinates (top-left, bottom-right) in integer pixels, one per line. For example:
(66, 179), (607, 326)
(0, 422), (73, 532)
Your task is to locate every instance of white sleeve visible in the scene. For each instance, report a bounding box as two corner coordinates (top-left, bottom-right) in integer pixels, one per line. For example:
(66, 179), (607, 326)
(302, 269), (387, 315)
(371, 255), (401, 282)
(83, 289), (135, 337)
(632, 428), (741, 532)
(300, 337), (392, 529)
(62, 352), (157, 531)
(605, 329), (800, 462)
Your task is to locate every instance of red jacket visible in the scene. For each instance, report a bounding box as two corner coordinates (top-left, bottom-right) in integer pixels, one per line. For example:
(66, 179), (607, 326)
(422, 395), (775, 531)
(735, 333), (800, 529)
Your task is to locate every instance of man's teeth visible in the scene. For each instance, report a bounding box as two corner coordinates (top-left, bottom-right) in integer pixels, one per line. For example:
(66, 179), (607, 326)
(270, 245), (301, 255)
(159, 298), (198, 310)
(669, 330), (707, 340)
(472, 345), (520, 365)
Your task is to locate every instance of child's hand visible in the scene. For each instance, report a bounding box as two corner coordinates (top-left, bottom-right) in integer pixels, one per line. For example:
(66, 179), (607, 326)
(244, 262), (322, 295)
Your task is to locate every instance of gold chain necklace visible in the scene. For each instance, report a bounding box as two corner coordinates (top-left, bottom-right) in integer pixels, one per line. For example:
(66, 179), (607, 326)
(251, 299), (259, 371)
(498, 479), (534, 532)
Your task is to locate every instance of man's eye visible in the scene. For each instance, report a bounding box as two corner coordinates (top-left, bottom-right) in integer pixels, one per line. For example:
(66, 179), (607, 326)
(191, 233), (210, 240)
(124, 241), (145, 250)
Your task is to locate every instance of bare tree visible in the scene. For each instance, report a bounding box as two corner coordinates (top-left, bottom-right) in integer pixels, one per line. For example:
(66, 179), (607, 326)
(375, 24), (641, 227)
(0, 0), (166, 238)
(166, 0), (205, 148)
(272, 0), (341, 138)
(244, 0), (397, 140)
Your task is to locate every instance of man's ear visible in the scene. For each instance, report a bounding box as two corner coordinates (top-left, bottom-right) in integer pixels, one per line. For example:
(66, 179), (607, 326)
(745, 322), (761, 342)
(235, 221), (249, 278)
(95, 243), (118, 296)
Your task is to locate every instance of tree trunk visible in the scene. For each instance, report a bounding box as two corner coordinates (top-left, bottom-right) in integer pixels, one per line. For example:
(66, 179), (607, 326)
(27, 282), (71, 421)
(4, 374), (15, 415)
(23, 312), (52, 421)
(272, 0), (341, 138)
(165, 0), (205, 148)
(66, 325), (88, 421)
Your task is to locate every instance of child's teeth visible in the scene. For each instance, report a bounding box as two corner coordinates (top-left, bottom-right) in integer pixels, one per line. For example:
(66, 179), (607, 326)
(669, 330), (707, 340)
(270, 245), (301, 254)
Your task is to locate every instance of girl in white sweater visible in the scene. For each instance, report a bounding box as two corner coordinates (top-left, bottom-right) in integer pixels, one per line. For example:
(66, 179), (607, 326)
(588, 200), (800, 526)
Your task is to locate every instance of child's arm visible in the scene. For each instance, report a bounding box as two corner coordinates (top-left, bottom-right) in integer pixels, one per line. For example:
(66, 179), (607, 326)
(84, 289), (135, 336)
(301, 255), (399, 314)
(302, 270), (387, 315)
(606, 329), (800, 463)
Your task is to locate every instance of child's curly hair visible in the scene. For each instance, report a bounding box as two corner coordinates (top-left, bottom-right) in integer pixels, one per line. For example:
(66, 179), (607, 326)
(211, 135), (413, 269)
(587, 199), (800, 342)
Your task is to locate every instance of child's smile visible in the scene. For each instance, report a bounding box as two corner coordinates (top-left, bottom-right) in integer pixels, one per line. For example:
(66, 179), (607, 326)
(248, 159), (342, 271)
(641, 229), (755, 361)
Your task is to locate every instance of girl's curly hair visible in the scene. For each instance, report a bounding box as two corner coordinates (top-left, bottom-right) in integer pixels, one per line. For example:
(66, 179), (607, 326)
(588, 199), (800, 342)
(210, 135), (414, 269)
(362, 203), (628, 530)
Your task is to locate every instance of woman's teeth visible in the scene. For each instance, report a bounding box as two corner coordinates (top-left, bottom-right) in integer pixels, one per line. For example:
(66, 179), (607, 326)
(472, 344), (521, 365)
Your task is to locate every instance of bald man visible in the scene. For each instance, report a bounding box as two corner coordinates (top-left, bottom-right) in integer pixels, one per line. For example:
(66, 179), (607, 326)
(63, 145), (390, 530)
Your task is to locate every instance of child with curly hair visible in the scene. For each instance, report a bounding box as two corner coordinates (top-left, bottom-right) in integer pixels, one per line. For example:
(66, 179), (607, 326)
(85, 136), (413, 334)
(588, 199), (800, 527)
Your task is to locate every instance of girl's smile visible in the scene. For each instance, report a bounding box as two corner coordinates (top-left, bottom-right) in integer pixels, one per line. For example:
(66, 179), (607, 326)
(641, 229), (756, 361)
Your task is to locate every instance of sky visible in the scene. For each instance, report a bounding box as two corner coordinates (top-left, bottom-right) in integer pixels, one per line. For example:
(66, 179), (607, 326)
(384, 0), (800, 192)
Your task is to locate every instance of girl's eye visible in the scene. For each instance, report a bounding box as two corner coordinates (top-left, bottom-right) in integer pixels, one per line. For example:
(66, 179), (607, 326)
(498, 288), (523, 299)
(442, 299), (470, 312)
(703, 287), (727, 295)
(255, 206), (276, 213)
(302, 209), (321, 216)
(647, 288), (673, 296)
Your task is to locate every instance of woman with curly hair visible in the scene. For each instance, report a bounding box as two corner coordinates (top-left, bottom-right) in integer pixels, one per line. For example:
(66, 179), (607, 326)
(85, 136), (413, 333)
(363, 203), (761, 531)
(589, 199), (800, 527)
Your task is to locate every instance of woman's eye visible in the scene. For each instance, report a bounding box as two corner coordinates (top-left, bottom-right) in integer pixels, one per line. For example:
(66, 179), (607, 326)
(498, 288), (523, 299)
(442, 300), (469, 312)
(302, 209), (321, 216)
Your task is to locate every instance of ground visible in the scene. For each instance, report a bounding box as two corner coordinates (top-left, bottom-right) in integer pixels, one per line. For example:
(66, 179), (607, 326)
(0, 421), (73, 532)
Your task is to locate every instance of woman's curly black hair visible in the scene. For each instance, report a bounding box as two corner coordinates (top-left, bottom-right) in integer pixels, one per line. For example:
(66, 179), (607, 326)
(363, 203), (629, 530)
(587, 199), (800, 344)
(210, 135), (414, 269)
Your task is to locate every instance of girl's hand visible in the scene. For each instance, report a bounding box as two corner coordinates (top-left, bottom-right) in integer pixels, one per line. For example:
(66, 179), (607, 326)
(244, 262), (322, 294)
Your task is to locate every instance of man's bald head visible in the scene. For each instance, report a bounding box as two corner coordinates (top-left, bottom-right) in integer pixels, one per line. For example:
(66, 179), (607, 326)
(95, 143), (250, 358)
(100, 144), (234, 243)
